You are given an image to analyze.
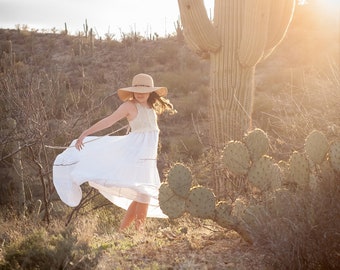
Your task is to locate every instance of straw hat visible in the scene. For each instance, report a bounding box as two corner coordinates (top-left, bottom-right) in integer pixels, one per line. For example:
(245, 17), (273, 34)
(117, 73), (168, 101)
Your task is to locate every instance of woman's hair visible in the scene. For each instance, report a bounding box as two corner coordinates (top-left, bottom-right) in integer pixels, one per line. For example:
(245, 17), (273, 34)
(147, 92), (176, 115)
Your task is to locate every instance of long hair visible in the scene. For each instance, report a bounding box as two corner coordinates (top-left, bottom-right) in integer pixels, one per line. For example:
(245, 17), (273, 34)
(147, 92), (176, 115)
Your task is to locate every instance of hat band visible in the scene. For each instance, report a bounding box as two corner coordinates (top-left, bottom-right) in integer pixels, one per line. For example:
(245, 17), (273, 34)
(133, 84), (151, 87)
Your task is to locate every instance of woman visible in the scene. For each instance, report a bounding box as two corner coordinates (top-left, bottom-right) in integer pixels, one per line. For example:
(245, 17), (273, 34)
(53, 73), (175, 231)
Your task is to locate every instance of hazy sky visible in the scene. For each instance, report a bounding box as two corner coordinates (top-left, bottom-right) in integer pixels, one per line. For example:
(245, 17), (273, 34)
(0, 0), (214, 38)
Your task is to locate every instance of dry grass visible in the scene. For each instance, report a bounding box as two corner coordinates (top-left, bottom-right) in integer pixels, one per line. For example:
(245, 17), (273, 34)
(0, 209), (267, 269)
(253, 62), (340, 162)
(241, 174), (340, 270)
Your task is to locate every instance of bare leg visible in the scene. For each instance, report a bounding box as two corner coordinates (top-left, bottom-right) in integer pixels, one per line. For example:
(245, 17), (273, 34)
(119, 201), (137, 231)
(135, 202), (149, 231)
(119, 201), (149, 232)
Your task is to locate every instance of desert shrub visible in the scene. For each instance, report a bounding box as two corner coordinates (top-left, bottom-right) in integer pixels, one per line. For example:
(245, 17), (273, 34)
(180, 136), (204, 160)
(93, 203), (125, 234)
(247, 172), (340, 269)
(120, 30), (143, 46)
(0, 218), (107, 270)
(153, 40), (179, 66)
(164, 135), (204, 162)
(0, 42), (117, 212)
(253, 63), (340, 161)
(1, 229), (76, 270)
(159, 69), (208, 96)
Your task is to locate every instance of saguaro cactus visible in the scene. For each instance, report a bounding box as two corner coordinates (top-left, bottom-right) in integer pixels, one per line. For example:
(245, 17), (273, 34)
(178, 0), (295, 144)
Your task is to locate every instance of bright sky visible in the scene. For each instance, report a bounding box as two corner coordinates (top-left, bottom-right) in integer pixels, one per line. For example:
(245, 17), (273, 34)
(0, 0), (214, 39)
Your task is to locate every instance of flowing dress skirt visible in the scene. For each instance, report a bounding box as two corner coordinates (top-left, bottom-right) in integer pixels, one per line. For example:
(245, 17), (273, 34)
(53, 130), (167, 218)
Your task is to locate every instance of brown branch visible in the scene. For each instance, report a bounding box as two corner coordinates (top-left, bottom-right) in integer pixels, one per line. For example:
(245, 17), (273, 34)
(0, 142), (35, 162)
(65, 188), (100, 226)
(28, 145), (50, 224)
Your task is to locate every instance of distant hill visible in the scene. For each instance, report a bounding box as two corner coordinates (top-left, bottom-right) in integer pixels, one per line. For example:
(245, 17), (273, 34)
(0, 2), (338, 166)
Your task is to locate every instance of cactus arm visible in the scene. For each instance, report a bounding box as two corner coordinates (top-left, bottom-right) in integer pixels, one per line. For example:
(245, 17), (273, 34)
(238, 0), (271, 67)
(178, 0), (220, 53)
(178, 0), (295, 171)
(262, 0), (296, 59)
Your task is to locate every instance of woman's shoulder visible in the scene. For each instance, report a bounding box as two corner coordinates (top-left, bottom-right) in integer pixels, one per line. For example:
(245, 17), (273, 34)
(120, 100), (137, 110)
(118, 101), (138, 120)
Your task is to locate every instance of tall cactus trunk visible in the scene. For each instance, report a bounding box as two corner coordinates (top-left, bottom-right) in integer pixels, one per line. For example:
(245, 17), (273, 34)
(210, 56), (255, 146)
(210, 53), (254, 195)
(178, 0), (295, 196)
(210, 0), (256, 144)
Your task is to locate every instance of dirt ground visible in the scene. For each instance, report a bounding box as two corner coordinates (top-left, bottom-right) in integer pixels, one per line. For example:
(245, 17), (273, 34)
(93, 219), (269, 270)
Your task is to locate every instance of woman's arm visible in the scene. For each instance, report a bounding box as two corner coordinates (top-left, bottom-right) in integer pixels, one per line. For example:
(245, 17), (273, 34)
(75, 102), (133, 150)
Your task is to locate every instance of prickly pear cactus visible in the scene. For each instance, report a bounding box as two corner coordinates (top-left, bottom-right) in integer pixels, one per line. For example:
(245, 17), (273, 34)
(329, 140), (340, 173)
(243, 128), (269, 162)
(248, 155), (282, 191)
(158, 128), (338, 244)
(241, 204), (267, 228)
(304, 130), (329, 164)
(214, 201), (237, 229)
(289, 151), (310, 189)
(278, 160), (290, 184)
(309, 173), (318, 191)
(222, 141), (251, 175)
(186, 186), (216, 219)
(266, 188), (294, 217)
(319, 159), (336, 181)
(158, 183), (186, 219)
(167, 163), (192, 198)
(231, 197), (247, 217)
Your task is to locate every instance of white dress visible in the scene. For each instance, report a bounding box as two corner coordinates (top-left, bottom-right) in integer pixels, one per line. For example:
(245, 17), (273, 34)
(53, 103), (167, 218)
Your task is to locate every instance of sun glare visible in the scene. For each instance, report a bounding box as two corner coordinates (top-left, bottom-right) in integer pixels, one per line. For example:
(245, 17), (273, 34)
(318, 0), (340, 20)
(319, 0), (338, 8)
(299, 0), (340, 9)
(323, 0), (340, 8)
(299, 0), (340, 19)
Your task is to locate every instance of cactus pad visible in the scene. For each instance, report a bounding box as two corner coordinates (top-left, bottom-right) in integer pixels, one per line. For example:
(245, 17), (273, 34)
(158, 183), (186, 219)
(222, 141), (251, 175)
(309, 173), (318, 191)
(186, 186), (216, 219)
(304, 130), (329, 164)
(329, 140), (340, 173)
(214, 201), (237, 228)
(289, 151), (310, 189)
(167, 163), (192, 198)
(319, 160), (336, 181)
(278, 160), (290, 184)
(231, 197), (247, 217)
(243, 128), (269, 161)
(248, 155), (282, 191)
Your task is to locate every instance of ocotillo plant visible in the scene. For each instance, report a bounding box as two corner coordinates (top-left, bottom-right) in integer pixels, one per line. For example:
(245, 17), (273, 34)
(177, 0), (295, 144)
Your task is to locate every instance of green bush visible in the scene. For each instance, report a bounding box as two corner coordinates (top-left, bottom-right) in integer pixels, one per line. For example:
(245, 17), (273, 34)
(2, 229), (76, 270)
(0, 225), (104, 270)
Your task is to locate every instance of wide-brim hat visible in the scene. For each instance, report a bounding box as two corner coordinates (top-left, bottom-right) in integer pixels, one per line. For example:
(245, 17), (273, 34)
(117, 73), (168, 101)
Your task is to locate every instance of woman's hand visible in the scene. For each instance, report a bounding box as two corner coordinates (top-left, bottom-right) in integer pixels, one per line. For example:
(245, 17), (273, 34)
(75, 135), (85, 150)
(73, 102), (131, 151)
